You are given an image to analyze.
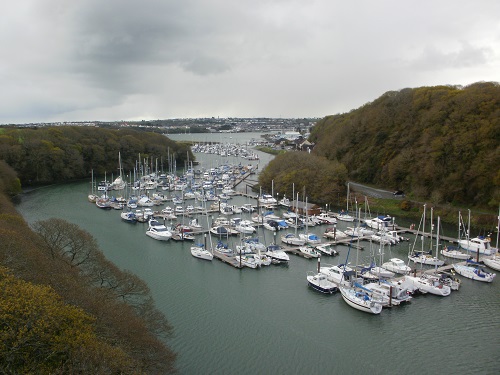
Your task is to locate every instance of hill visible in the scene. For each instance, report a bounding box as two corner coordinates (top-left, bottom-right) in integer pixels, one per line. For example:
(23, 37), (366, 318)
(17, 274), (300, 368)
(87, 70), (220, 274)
(309, 82), (499, 209)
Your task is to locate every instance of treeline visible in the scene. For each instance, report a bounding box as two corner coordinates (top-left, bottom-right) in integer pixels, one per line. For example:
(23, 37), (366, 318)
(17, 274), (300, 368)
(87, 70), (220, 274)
(0, 126), (194, 186)
(309, 82), (499, 209)
(0, 163), (176, 373)
(258, 152), (348, 205)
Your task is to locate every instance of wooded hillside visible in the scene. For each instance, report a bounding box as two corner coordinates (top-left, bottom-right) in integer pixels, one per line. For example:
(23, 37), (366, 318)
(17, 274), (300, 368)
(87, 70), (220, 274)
(308, 82), (499, 208)
(0, 126), (192, 186)
(0, 163), (176, 373)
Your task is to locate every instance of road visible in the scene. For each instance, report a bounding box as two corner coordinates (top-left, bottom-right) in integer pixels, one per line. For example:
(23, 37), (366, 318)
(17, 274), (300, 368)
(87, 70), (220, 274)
(348, 181), (403, 199)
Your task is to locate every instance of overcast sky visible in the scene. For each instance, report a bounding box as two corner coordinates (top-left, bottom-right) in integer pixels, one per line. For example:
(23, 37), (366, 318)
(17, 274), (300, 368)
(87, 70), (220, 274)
(1, 0), (498, 124)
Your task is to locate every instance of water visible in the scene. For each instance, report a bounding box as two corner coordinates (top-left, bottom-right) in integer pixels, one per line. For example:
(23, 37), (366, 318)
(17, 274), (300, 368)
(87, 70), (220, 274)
(15, 132), (500, 374)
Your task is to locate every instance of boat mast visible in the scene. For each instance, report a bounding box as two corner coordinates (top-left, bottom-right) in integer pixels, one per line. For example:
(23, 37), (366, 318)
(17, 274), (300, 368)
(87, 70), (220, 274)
(435, 216), (440, 271)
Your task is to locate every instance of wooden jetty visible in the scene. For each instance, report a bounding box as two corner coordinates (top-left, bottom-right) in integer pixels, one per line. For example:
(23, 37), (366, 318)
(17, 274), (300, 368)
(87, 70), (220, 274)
(213, 251), (244, 268)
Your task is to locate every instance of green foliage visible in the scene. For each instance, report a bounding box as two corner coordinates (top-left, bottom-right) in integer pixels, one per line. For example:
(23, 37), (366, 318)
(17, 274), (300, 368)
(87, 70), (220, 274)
(0, 200), (176, 373)
(0, 126), (193, 186)
(258, 152), (347, 205)
(309, 82), (500, 208)
(0, 266), (136, 374)
(0, 161), (21, 196)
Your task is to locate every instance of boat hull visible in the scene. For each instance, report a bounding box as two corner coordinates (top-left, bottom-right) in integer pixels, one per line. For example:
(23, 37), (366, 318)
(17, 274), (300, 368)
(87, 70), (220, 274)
(340, 287), (382, 314)
(453, 264), (496, 282)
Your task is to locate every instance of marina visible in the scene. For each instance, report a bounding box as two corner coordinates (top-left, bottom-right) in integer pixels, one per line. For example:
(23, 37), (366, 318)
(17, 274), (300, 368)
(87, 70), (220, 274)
(15, 132), (500, 375)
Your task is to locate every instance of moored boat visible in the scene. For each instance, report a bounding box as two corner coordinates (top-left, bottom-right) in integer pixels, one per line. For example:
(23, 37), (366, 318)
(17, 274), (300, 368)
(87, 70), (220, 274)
(339, 285), (383, 314)
(306, 272), (338, 294)
(452, 261), (496, 282)
(190, 243), (213, 261)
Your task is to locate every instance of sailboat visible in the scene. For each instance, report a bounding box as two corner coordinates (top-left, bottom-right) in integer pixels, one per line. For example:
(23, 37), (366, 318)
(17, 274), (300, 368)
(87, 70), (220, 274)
(338, 238), (383, 313)
(110, 152), (127, 190)
(408, 205), (444, 266)
(337, 183), (355, 222)
(88, 169), (97, 203)
(441, 212), (472, 260)
(190, 242), (214, 261)
(453, 260), (496, 282)
(191, 202), (213, 261)
(281, 193), (305, 246)
(298, 197), (322, 245)
(457, 210), (497, 256)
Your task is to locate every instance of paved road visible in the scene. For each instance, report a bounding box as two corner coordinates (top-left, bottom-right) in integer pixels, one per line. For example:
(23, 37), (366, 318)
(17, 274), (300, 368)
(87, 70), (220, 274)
(348, 181), (403, 199)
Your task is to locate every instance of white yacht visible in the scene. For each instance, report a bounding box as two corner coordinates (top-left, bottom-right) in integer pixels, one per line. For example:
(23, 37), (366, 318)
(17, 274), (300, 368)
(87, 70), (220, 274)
(458, 236), (497, 255)
(146, 219), (172, 241)
(363, 280), (412, 306)
(400, 275), (452, 296)
(298, 245), (320, 258)
(258, 194), (278, 206)
(319, 264), (355, 287)
(314, 244), (339, 256)
(265, 245), (290, 264)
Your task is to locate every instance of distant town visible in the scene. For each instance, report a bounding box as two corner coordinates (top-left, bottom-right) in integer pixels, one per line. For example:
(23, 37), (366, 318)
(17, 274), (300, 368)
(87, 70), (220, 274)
(3, 117), (318, 134)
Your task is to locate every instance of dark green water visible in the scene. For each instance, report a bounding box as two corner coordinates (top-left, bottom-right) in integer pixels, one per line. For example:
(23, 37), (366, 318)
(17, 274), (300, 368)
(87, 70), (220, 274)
(15, 132), (500, 374)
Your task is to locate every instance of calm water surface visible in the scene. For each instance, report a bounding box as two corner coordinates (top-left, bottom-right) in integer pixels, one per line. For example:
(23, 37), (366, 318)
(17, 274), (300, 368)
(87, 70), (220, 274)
(16, 132), (499, 374)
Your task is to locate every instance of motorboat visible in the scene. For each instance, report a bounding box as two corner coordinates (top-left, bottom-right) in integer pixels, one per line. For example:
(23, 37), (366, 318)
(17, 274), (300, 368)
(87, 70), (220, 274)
(282, 210), (299, 219)
(400, 275), (451, 296)
(120, 211), (137, 223)
(315, 213), (337, 225)
(453, 261), (496, 282)
(171, 229), (195, 241)
(362, 280), (412, 306)
(210, 225), (238, 236)
(345, 226), (374, 238)
(408, 251), (445, 266)
(315, 244), (339, 256)
(265, 245), (290, 264)
(145, 219), (172, 241)
(336, 211), (355, 222)
(339, 285), (383, 314)
(364, 215), (394, 231)
(190, 243), (213, 261)
(458, 236), (497, 255)
(258, 194), (278, 206)
(382, 258), (411, 275)
(235, 221), (256, 234)
(281, 233), (305, 246)
(240, 237), (267, 254)
(298, 245), (320, 258)
(425, 272), (461, 291)
(306, 272), (338, 294)
(278, 196), (291, 208)
(235, 253), (262, 269)
(319, 264), (355, 287)
(240, 203), (255, 213)
(189, 218), (203, 230)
